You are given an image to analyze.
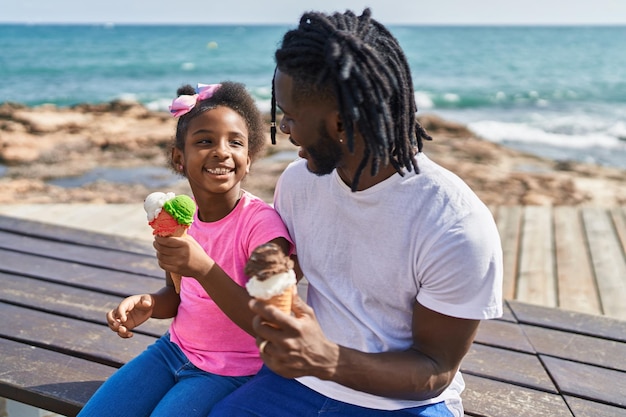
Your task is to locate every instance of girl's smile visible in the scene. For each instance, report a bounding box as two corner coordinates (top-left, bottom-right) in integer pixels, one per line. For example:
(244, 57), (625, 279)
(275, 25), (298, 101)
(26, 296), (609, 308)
(205, 166), (234, 176)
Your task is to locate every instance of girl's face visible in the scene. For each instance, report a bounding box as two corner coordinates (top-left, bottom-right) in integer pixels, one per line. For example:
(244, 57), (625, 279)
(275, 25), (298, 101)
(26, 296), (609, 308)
(178, 106), (251, 202)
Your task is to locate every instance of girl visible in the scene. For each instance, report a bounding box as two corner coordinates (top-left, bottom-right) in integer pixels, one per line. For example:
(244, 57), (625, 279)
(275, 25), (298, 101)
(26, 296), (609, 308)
(78, 82), (293, 417)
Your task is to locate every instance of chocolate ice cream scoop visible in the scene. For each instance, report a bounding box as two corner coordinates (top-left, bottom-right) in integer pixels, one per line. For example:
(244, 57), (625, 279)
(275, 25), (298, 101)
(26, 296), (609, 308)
(245, 242), (293, 281)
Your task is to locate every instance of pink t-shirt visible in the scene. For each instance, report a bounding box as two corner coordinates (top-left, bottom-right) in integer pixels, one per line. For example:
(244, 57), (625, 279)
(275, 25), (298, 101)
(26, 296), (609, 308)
(169, 191), (292, 376)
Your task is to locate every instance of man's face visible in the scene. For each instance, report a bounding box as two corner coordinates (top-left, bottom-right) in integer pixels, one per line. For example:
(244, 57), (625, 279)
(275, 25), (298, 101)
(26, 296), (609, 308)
(274, 69), (343, 175)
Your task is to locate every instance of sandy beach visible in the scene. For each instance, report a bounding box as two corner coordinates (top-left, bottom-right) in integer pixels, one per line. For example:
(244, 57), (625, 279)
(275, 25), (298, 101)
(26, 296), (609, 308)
(0, 101), (624, 207)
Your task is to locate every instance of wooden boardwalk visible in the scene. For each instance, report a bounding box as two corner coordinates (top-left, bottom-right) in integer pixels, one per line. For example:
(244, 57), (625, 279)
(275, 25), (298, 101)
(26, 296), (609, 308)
(490, 205), (626, 320)
(0, 212), (625, 416)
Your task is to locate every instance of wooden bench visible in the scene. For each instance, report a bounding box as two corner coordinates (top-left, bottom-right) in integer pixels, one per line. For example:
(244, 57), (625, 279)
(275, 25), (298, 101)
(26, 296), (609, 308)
(464, 300), (626, 416)
(1, 214), (625, 416)
(0, 215), (170, 416)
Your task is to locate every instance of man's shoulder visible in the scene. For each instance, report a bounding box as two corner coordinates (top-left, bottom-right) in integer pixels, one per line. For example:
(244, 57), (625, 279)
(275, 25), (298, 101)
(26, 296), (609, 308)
(282, 158), (308, 175)
(414, 153), (483, 201)
(278, 158), (316, 188)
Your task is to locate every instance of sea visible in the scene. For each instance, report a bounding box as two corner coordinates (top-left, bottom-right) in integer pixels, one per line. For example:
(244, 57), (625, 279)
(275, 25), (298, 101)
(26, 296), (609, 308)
(1, 23), (626, 171)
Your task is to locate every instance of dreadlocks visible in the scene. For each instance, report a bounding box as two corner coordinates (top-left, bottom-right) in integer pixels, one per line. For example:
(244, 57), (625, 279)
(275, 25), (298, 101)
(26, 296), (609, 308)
(271, 8), (432, 191)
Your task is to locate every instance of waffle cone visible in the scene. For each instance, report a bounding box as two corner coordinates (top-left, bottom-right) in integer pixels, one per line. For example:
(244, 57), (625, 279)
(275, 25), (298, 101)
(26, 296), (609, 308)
(262, 285), (295, 314)
(168, 228), (187, 293)
(170, 225), (189, 238)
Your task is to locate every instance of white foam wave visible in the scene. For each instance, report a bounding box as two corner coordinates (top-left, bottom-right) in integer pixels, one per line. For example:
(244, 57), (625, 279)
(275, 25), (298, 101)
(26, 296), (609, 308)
(468, 120), (625, 149)
(255, 98), (272, 114)
(415, 91), (434, 109)
(181, 62), (195, 71)
(145, 98), (171, 112)
(443, 93), (460, 103)
(607, 121), (626, 139)
(115, 93), (139, 103)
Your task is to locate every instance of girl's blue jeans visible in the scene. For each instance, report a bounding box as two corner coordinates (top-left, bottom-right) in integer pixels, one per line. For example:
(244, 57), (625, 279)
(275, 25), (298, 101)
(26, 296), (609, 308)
(77, 333), (252, 417)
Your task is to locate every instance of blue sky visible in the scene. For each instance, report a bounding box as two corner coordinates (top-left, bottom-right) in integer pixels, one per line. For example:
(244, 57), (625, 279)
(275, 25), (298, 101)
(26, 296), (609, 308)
(3, 0), (626, 25)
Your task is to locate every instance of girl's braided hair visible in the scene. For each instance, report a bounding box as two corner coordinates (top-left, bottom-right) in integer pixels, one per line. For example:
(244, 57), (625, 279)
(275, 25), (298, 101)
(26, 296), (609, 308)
(270, 8), (431, 191)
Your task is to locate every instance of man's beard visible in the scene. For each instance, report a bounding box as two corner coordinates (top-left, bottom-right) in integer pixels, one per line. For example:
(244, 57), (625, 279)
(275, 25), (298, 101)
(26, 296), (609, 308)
(305, 121), (344, 176)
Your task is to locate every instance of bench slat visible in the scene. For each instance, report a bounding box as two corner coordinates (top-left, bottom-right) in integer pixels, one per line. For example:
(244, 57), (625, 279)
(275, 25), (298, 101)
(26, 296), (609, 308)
(542, 356), (626, 408)
(521, 324), (626, 372)
(0, 337), (114, 417)
(0, 272), (170, 337)
(508, 300), (626, 342)
(565, 395), (626, 417)
(0, 249), (163, 296)
(461, 374), (572, 417)
(0, 214), (153, 256)
(473, 319), (535, 353)
(461, 344), (557, 393)
(0, 230), (161, 277)
(1, 302), (156, 367)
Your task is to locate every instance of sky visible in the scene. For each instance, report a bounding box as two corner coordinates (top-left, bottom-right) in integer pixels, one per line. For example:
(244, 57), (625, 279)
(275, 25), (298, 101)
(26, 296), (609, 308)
(3, 0), (626, 25)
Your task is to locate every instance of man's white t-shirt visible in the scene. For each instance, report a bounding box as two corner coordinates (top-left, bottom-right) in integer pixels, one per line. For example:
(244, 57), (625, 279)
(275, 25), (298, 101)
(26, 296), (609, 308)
(273, 153), (503, 411)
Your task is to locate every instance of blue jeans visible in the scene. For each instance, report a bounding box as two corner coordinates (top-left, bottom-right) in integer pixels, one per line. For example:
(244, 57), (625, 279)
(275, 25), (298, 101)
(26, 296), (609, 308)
(78, 333), (252, 417)
(210, 366), (457, 416)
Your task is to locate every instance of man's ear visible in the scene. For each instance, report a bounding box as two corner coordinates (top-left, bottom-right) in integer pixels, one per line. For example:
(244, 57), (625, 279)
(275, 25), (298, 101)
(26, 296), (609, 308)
(335, 112), (344, 134)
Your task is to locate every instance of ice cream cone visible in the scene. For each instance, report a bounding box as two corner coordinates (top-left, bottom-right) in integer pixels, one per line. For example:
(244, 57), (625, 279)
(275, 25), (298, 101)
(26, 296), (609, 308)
(244, 243), (296, 316)
(144, 192), (196, 294)
(264, 285), (295, 314)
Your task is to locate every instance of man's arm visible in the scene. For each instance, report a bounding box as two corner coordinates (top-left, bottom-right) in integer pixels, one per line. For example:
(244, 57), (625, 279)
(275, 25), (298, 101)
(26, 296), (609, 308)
(251, 296), (479, 400)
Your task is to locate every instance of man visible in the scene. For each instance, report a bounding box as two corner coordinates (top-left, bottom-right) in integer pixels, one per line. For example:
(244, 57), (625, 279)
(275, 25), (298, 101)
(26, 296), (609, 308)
(211, 8), (502, 416)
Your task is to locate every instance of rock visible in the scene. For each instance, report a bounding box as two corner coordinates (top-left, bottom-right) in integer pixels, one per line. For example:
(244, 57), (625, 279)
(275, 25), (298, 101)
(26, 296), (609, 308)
(0, 103), (624, 206)
(0, 145), (41, 164)
(11, 108), (93, 133)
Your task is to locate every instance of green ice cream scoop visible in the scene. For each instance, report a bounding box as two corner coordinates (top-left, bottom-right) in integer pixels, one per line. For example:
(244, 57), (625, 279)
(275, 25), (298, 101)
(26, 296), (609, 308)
(163, 195), (196, 226)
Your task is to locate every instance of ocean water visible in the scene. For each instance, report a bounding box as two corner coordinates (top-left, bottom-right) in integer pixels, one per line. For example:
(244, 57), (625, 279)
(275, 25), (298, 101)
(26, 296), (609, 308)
(1, 23), (625, 170)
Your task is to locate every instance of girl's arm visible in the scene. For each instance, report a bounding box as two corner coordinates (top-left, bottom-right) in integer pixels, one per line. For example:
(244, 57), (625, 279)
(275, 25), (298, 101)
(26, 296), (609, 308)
(154, 235), (291, 336)
(149, 275), (181, 319)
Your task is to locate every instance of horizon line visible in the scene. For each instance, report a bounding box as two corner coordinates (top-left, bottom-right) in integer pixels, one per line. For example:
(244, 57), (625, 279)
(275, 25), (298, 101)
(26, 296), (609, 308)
(2, 21), (626, 27)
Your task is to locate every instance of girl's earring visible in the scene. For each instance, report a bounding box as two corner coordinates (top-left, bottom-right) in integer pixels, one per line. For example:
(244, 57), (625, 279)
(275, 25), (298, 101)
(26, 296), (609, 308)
(178, 164), (184, 172)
